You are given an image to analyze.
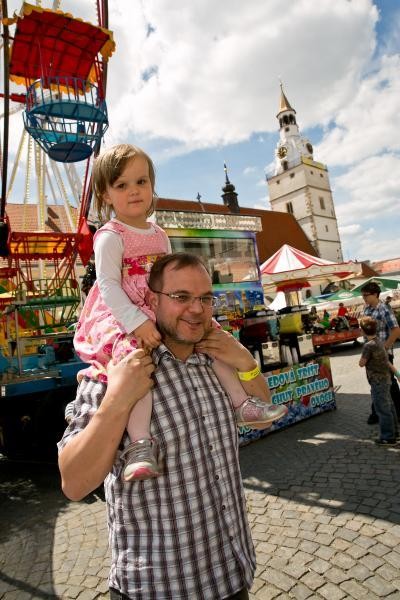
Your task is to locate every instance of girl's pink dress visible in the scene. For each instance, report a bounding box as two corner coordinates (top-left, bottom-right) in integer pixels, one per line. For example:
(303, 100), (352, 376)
(74, 219), (170, 382)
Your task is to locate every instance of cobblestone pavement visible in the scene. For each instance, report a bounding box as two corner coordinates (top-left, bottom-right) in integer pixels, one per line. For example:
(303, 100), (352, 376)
(1, 345), (400, 599)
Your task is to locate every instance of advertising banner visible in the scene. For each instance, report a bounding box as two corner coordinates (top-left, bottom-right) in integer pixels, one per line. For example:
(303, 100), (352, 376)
(239, 356), (336, 446)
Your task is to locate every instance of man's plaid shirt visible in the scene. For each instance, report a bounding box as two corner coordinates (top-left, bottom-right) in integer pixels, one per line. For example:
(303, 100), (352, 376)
(58, 345), (256, 599)
(363, 301), (399, 354)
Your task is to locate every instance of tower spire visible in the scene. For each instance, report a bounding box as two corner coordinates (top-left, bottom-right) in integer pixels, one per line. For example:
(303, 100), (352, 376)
(221, 163), (239, 214)
(267, 86), (343, 262)
(278, 82), (295, 116)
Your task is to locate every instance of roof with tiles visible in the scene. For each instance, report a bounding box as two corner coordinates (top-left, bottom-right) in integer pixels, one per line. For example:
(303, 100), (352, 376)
(156, 197), (317, 264)
(7, 198), (375, 276)
(6, 203), (78, 234)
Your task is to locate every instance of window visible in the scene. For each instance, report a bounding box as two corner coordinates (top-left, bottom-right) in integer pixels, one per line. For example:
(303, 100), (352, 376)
(170, 236), (259, 283)
(276, 180), (280, 184)
(286, 202), (294, 214)
(325, 225), (329, 232)
(319, 197), (325, 210)
(290, 173), (295, 178)
(310, 170), (314, 175)
(320, 173), (324, 178)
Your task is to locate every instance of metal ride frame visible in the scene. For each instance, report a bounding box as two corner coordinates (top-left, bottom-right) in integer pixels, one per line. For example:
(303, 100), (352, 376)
(0, 0), (110, 330)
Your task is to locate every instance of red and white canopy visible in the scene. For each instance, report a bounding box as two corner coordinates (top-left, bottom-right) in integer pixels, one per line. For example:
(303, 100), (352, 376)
(260, 244), (361, 293)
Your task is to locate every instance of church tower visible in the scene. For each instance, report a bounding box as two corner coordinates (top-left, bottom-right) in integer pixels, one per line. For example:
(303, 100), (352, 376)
(267, 84), (343, 262)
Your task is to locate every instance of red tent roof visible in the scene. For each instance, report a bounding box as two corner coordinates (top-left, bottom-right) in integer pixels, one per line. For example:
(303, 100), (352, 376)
(260, 244), (362, 293)
(260, 244), (333, 274)
(7, 3), (115, 87)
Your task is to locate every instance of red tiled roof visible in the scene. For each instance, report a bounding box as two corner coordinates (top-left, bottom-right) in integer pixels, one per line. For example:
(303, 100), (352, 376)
(370, 258), (400, 275)
(6, 203), (78, 234)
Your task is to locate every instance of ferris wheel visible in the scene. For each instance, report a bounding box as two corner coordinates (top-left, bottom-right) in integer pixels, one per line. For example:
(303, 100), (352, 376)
(0, 0), (113, 326)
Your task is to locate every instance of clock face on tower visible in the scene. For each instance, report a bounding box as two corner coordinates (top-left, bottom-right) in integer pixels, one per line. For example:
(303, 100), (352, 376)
(278, 146), (287, 159)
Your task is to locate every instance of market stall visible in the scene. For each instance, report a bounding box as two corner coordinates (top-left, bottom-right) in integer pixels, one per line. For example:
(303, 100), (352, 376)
(154, 214), (344, 445)
(306, 276), (400, 349)
(238, 354), (335, 446)
(260, 244), (362, 355)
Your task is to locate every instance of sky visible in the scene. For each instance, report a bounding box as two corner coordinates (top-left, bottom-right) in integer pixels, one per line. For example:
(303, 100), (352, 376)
(4, 0), (400, 263)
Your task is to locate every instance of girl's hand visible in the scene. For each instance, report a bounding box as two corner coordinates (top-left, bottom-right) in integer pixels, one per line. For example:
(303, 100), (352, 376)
(195, 328), (257, 372)
(134, 320), (162, 351)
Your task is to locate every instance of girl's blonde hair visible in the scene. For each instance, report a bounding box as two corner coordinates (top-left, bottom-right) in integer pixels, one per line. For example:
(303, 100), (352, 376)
(92, 144), (156, 222)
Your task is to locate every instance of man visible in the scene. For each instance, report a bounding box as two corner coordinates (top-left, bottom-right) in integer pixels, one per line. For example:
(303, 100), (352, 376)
(59, 253), (273, 600)
(361, 281), (400, 423)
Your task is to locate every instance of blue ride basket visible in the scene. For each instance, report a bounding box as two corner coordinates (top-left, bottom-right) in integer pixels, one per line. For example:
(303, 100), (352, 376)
(23, 76), (109, 163)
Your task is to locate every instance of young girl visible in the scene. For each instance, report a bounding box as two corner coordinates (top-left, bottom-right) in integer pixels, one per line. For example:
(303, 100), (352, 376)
(74, 144), (287, 482)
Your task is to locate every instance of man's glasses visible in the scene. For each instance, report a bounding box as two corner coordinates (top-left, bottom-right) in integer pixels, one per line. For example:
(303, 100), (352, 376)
(151, 290), (216, 307)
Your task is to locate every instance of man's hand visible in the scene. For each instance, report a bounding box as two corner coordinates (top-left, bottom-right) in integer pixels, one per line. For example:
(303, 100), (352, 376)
(106, 348), (155, 413)
(195, 328), (257, 372)
(59, 348), (155, 502)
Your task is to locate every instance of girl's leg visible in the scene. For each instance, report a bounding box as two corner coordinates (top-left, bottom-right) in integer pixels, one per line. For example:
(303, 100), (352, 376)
(212, 358), (288, 428)
(113, 337), (160, 481)
(212, 359), (247, 408)
(126, 392), (153, 441)
(112, 334), (153, 441)
(122, 390), (160, 482)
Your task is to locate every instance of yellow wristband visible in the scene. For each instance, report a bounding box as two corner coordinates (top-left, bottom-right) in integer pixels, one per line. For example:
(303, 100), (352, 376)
(237, 365), (261, 381)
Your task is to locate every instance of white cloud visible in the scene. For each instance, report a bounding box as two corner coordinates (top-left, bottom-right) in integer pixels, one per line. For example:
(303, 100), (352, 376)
(317, 54), (400, 167)
(332, 156), (400, 259)
(243, 166), (256, 176)
(339, 224), (362, 237)
(348, 231), (400, 262)
(334, 153), (400, 223)
(253, 201), (269, 211)
(104, 0), (378, 153)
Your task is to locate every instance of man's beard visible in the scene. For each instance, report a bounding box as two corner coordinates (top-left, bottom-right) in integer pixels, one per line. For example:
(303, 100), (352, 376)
(157, 320), (204, 346)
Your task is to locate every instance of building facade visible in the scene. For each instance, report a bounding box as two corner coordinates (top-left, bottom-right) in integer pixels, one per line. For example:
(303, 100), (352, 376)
(267, 85), (343, 263)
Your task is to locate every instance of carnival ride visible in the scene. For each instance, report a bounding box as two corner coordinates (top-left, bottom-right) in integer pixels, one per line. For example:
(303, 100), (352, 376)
(0, 0), (113, 457)
(0, 0), (114, 330)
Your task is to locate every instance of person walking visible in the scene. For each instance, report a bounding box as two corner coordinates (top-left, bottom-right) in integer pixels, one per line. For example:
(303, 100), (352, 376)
(361, 281), (400, 423)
